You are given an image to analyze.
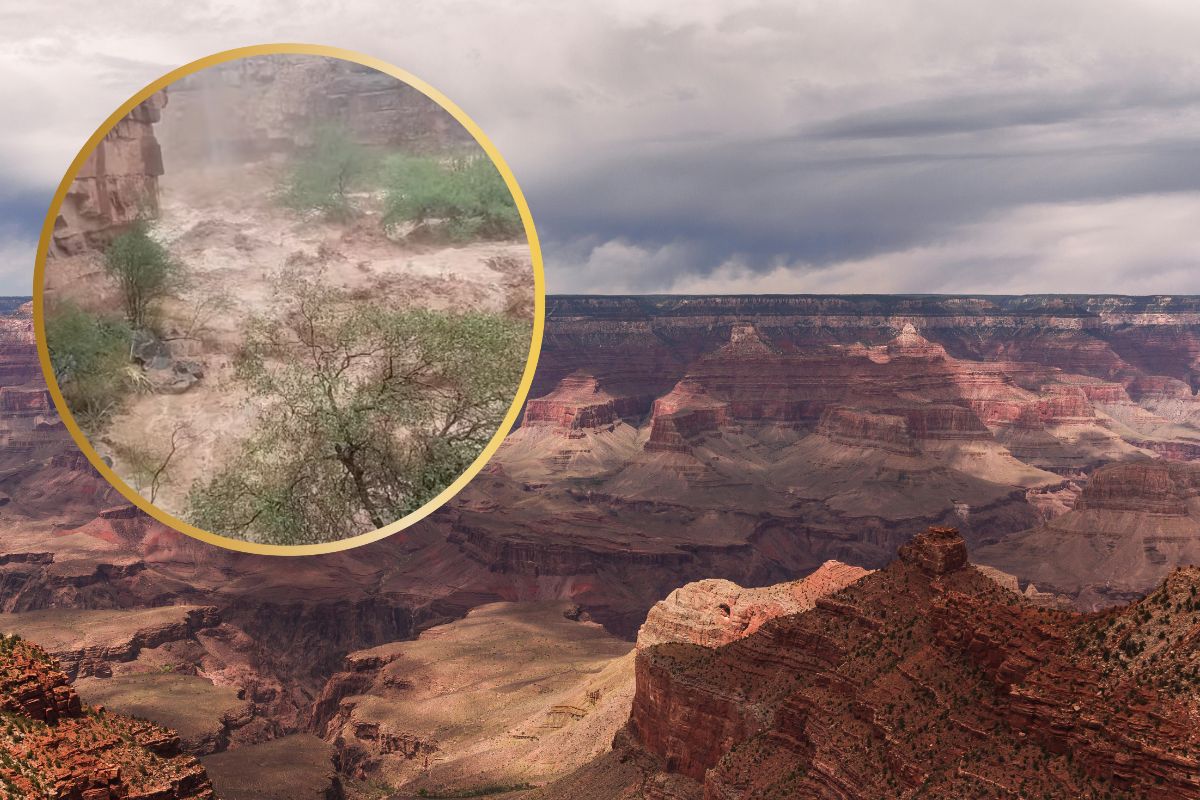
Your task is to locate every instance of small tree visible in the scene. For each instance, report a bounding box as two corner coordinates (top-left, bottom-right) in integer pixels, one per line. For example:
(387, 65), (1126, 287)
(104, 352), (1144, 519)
(187, 272), (529, 544)
(382, 153), (522, 241)
(103, 220), (180, 329)
(44, 303), (132, 425)
(280, 124), (369, 220)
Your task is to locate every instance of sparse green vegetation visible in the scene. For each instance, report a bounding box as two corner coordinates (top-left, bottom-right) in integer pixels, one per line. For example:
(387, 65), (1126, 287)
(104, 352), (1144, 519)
(279, 124), (370, 220)
(103, 220), (182, 329)
(383, 153), (522, 241)
(44, 303), (132, 426)
(187, 271), (529, 544)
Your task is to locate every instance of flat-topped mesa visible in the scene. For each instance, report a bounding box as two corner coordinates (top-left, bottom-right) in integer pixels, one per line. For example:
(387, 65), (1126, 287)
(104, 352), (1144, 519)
(1016, 384), (1095, 427)
(646, 378), (732, 453)
(886, 322), (948, 359)
(1072, 378), (1130, 404)
(898, 404), (992, 440)
(0, 387), (51, 415)
(522, 371), (622, 435)
(1076, 460), (1200, 515)
(66, 503), (189, 552)
(816, 406), (916, 453)
(636, 561), (871, 650)
(898, 526), (969, 575)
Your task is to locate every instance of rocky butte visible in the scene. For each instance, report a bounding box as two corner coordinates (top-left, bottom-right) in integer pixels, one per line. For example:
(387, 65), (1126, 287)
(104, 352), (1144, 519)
(0, 633), (214, 798)
(532, 527), (1200, 799)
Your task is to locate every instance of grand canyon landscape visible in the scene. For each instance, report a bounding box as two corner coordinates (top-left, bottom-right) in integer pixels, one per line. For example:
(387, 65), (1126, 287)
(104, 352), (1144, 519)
(3, 282), (1200, 796)
(6, 2), (1200, 798)
(11, 48), (1200, 798)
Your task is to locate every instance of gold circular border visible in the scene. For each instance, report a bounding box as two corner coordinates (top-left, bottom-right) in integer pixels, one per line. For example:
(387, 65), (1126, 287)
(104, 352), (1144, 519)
(32, 43), (545, 556)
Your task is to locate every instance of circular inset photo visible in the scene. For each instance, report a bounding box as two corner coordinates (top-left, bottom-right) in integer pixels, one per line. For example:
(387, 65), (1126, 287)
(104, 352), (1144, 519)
(33, 45), (543, 554)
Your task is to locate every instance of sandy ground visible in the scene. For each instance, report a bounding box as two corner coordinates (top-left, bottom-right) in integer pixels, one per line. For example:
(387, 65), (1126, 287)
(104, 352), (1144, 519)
(202, 734), (341, 799)
(331, 601), (635, 796)
(47, 163), (532, 528)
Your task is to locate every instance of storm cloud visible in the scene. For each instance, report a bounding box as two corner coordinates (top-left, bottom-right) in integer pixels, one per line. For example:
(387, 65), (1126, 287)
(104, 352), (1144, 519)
(2, 0), (1199, 294)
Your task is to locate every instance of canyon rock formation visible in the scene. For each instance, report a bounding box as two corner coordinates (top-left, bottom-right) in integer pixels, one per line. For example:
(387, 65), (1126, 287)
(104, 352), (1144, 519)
(534, 527), (1200, 799)
(52, 92), (168, 256)
(158, 55), (473, 163)
(978, 459), (1200, 608)
(473, 294), (1200, 633)
(51, 52), (477, 261)
(304, 562), (867, 796)
(0, 634), (215, 798)
(635, 560), (871, 650)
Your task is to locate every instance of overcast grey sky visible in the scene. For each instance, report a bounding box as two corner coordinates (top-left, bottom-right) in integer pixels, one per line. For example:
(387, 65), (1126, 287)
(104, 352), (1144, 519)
(3, 0), (1200, 295)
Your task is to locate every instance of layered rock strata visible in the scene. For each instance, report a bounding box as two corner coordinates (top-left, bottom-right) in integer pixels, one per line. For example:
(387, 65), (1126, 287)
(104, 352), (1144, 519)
(977, 460), (1200, 607)
(0, 634), (215, 798)
(52, 92), (168, 255)
(635, 560), (871, 650)
(539, 527), (1200, 799)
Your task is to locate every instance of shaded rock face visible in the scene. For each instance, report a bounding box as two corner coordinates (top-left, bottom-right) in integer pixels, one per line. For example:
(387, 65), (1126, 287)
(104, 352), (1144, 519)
(557, 527), (1200, 799)
(53, 92), (167, 255)
(645, 378), (730, 453)
(1077, 459), (1200, 514)
(976, 460), (1200, 607)
(0, 635), (215, 798)
(816, 405), (916, 452)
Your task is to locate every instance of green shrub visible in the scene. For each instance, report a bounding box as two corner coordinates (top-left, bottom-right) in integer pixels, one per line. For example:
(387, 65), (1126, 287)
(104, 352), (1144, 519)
(103, 220), (181, 329)
(45, 304), (131, 424)
(280, 124), (369, 220)
(382, 154), (522, 241)
(186, 273), (530, 545)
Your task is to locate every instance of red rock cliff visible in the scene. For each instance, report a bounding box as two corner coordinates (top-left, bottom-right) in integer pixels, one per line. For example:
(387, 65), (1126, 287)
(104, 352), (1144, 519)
(0, 634), (215, 798)
(52, 92), (167, 255)
(617, 527), (1200, 798)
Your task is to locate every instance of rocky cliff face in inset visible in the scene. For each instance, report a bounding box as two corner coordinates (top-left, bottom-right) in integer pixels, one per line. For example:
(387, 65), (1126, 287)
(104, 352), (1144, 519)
(52, 92), (167, 255)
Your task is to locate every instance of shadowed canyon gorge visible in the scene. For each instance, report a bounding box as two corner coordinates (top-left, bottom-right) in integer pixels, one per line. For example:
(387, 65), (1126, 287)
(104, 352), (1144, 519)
(4, 294), (1200, 796)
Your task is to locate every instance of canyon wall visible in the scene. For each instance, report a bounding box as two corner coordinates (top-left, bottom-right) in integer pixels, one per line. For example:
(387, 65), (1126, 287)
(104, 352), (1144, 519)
(158, 54), (474, 165)
(541, 527), (1200, 799)
(52, 92), (168, 256)
(0, 634), (215, 797)
(537, 294), (1200, 399)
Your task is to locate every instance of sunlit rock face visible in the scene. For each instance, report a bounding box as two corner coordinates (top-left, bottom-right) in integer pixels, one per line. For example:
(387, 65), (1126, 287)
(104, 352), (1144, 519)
(0, 635), (216, 798)
(536, 527), (1200, 800)
(53, 92), (168, 256)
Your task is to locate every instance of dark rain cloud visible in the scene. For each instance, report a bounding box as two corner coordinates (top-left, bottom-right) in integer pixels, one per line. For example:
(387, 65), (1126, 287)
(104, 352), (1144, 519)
(2, 0), (1200, 295)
